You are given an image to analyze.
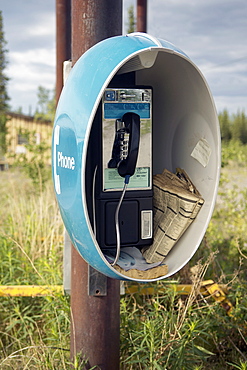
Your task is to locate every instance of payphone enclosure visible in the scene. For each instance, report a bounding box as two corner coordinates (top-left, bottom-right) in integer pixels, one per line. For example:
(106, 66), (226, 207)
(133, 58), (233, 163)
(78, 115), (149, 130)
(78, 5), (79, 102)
(52, 33), (221, 282)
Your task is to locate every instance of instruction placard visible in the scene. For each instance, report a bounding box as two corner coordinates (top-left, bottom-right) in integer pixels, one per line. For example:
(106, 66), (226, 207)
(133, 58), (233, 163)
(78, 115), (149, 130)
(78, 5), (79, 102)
(104, 167), (150, 190)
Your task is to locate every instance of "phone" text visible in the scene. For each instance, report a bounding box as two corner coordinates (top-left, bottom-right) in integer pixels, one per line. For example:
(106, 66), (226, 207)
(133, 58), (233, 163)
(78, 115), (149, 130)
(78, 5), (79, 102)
(57, 151), (75, 170)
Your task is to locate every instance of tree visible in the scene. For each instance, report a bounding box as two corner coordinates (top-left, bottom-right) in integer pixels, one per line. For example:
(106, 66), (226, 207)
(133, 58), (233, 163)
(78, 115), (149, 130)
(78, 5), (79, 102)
(126, 5), (136, 33)
(34, 85), (55, 122)
(232, 110), (247, 144)
(0, 11), (10, 155)
(0, 11), (10, 113)
(218, 109), (231, 141)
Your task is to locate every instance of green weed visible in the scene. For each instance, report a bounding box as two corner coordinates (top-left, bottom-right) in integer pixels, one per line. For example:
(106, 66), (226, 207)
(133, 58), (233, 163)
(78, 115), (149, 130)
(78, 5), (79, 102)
(0, 140), (247, 368)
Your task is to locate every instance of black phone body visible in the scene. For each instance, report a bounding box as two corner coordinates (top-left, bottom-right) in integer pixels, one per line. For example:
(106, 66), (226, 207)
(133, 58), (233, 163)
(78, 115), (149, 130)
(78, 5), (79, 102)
(87, 86), (153, 251)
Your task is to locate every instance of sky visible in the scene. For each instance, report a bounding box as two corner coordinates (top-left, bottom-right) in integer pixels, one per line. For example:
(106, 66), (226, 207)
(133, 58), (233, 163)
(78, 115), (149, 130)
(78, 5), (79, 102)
(0, 0), (247, 116)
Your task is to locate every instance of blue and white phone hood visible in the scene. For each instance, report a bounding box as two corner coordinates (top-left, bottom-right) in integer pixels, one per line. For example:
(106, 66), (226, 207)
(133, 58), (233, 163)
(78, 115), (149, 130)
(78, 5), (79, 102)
(52, 33), (221, 282)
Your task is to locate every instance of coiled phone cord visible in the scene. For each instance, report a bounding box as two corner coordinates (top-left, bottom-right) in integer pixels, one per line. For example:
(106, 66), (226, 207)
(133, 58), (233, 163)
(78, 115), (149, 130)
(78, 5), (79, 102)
(111, 175), (130, 266)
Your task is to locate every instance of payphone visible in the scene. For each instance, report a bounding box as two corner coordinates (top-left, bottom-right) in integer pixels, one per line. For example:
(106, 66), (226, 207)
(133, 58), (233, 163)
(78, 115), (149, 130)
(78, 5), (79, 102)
(93, 87), (153, 264)
(52, 32), (221, 281)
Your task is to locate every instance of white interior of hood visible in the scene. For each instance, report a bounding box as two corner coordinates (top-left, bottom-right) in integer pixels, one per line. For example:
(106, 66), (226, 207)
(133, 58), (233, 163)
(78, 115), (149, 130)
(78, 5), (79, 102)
(113, 48), (220, 279)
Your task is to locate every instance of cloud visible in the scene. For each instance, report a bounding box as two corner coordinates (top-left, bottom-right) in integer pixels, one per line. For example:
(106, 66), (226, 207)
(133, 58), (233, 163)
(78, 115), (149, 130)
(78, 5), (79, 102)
(1, 0), (247, 114)
(6, 47), (55, 113)
(145, 0), (247, 113)
(1, 0), (56, 113)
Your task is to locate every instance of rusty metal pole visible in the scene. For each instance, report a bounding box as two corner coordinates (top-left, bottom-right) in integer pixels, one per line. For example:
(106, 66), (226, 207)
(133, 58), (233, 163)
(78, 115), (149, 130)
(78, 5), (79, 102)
(71, 0), (122, 60)
(70, 1), (122, 369)
(56, 0), (71, 104)
(137, 0), (147, 32)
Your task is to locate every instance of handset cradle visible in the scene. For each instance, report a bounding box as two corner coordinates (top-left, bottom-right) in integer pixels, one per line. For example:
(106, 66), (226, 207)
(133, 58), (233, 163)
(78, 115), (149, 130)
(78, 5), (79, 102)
(117, 112), (140, 178)
(108, 112), (140, 178)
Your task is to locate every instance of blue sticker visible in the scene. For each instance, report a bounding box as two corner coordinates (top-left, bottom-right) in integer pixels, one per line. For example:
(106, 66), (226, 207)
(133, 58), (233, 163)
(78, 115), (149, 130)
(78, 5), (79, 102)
(104, 102), (150, 119)
(53, 114), (78, 209)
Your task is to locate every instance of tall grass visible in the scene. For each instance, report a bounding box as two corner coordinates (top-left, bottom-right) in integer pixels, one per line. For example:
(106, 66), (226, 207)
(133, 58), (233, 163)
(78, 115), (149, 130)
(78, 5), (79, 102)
(0, 141), (247, 369)
(121, 257), (217, 369)
(121, 140), (247, 369)
(0, 171), (72, 369)
(0, 171), (63, 285)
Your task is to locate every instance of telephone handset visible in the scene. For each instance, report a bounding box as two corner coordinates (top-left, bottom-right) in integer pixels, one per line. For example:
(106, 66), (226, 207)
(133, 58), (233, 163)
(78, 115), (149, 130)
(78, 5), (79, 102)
(108, 112), (140, 178)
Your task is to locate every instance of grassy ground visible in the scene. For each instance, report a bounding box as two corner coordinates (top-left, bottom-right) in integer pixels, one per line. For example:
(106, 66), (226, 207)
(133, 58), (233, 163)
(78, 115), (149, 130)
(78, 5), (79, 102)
(0, 141), (247, 369)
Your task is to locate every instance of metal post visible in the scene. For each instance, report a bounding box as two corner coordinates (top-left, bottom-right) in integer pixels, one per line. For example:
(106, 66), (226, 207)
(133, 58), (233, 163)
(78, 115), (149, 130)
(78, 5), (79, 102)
(56, 0), (71, 104)
(137, 0), (147, 33)
(71, 0), (123, 62)
(70, 1), (122, 369)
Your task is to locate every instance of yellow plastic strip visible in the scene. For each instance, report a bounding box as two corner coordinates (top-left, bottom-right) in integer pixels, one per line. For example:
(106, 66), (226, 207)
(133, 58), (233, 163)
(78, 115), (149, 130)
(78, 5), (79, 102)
(0, 285), (63, 297)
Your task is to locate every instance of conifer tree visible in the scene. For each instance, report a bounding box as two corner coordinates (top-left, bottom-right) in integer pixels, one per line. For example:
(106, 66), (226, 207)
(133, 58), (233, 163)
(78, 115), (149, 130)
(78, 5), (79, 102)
(0, 11), (10, 155)
(126, 5), (136, 33)
(0, 10), (9, 113)
(232, 110), (247, 144)
(218, 109), (231, 141)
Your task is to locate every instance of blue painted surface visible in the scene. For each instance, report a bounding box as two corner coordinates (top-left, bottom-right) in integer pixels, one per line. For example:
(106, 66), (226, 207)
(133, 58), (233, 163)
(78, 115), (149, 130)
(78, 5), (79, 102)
(51, 33), (193, 280)
(104, 102), (151, 119)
